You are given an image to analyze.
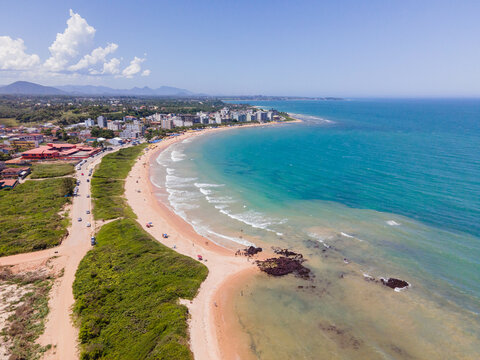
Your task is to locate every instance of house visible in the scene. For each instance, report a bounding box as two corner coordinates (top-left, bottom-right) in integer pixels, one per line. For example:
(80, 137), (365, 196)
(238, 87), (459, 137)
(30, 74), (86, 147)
(0, 167), (31, 179)
(0, 179), (18, 190)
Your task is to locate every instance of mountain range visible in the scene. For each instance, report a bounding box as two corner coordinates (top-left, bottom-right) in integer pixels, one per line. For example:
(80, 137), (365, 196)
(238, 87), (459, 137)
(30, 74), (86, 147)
(0, 81), (195, 96)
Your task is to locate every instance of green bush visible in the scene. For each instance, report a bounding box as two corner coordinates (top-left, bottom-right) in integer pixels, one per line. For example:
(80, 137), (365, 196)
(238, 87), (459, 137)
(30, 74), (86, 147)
(0, 177), (75, 256)
(73, 219), (208, 360)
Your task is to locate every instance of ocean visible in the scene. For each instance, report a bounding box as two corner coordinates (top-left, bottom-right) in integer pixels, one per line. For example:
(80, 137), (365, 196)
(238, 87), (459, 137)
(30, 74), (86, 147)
(151, 99), (480, 359)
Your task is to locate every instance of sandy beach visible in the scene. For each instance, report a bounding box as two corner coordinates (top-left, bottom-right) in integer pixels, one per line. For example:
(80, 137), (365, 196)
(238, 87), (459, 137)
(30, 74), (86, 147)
(125, 122), (297, 359)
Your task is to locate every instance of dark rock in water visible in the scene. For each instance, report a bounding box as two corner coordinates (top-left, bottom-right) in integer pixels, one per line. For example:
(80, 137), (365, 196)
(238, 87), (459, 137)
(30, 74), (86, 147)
(256, 256), (311, 279)
(381, 277), (409, 290)
(245, 246), (262, 256)
(272, 247), (303, 260)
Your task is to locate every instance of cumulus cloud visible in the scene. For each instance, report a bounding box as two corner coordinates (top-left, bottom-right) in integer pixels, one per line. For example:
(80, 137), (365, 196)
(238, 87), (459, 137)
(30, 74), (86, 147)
(0, 36), (40, 70)
(44, 9), (95, 71)
(69, 43), (118, 71)
(101, 57), (121, 75)
(122, 57), (145, 78)
(2, 9), (147, 80)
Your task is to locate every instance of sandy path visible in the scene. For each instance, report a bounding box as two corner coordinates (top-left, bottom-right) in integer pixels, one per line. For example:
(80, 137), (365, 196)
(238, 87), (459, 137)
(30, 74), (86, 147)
(124, 125), (286, 359)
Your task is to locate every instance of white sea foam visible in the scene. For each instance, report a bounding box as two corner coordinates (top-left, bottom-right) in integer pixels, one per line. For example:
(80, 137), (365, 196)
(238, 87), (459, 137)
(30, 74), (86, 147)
(165, 175), (198, 188)
(194, 183), (225, 188)
(214, 204), (229, 210)
(206, 195), (236, 204)
(207, 229), (255, 247)
(150, 177), (163, 189)
(386, 220), (401, 226)
(308, 232), (332, 248)
(340, 232), (364, 242)
(171, 150), (186, 162)
(219, 209), (286, 234)
(166, 168), (175, 175)
(156, 153), (170, 167)
(289, 112), (335, 124)
(199, 188), (212, 195)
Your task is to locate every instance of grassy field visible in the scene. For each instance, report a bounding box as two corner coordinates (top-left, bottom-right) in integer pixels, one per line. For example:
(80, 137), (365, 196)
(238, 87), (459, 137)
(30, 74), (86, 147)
(73, 219), (208, 360)
(0, 117), (19, 127)
(91, 145), (145, 220)
(0, 177), (75, 256)
(31, 163), (75, 179)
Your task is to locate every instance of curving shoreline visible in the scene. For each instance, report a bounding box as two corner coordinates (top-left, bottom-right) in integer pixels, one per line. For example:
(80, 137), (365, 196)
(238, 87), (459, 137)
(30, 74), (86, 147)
(125, 120), (299, 359)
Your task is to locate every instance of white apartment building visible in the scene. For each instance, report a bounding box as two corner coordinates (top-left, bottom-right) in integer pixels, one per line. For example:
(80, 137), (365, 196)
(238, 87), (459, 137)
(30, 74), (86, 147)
(97, 116), (106, 128)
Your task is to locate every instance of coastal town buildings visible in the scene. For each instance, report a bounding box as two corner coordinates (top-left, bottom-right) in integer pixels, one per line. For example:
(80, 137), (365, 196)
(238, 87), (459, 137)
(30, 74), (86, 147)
(84, 118), (95, 127)
(107, 120), (122, 131)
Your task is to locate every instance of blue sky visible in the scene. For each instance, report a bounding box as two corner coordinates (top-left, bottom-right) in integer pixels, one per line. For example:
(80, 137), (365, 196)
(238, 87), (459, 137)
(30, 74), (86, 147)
(1, 0), (479, 97)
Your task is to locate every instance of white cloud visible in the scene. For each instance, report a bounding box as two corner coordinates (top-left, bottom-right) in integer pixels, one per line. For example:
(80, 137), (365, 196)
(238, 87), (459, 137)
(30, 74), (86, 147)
(101, 58), (121, 75)
(122, 57), (145, 78)
(69, 43), (118, 71)
(2, 10), (147, 81)
(0, 36), (40, 70)
(44, 9), (95, 71)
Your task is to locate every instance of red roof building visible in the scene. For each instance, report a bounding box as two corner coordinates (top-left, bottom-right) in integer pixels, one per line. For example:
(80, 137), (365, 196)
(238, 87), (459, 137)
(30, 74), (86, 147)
(21, 143), (100, 161)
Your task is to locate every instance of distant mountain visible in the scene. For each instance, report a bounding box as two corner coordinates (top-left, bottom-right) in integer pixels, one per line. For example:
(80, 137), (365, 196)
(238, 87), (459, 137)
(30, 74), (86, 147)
(0, 81), (195, 97)
(0, 81), (66, 95)
(56, 84), (194, 96)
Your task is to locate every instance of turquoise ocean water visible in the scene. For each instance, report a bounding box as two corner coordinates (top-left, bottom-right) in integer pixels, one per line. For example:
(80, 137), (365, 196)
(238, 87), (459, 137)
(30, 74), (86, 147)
(151, 99), (480, 359)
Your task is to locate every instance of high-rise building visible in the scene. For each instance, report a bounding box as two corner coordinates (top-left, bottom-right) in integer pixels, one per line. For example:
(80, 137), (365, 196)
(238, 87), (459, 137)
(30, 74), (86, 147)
(161, 119), (173, 130)
(97, 116), (106, 128)
(84, 118), (95, 127)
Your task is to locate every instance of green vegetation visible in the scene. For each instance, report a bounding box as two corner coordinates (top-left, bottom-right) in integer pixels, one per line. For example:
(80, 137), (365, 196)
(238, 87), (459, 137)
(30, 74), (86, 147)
(0, 117), (18, 127)
(90, 127), (114, 139)
(73, 219), (208, 360)
(91, 145), (145, 220)
(278, 111), (295, 122)
(31, 163), (75, 179)
(0, 177), (75, 256)
(0, 267), (54, 360)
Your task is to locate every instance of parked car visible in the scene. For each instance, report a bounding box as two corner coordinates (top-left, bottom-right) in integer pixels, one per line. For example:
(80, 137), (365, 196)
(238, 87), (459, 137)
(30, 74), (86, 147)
(91, 237), (96, 246)
(86, 222), (91, 227)
(78, 217), (82, 222)
(86, 210), (90, 214)
(87, 195), (90, 198)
